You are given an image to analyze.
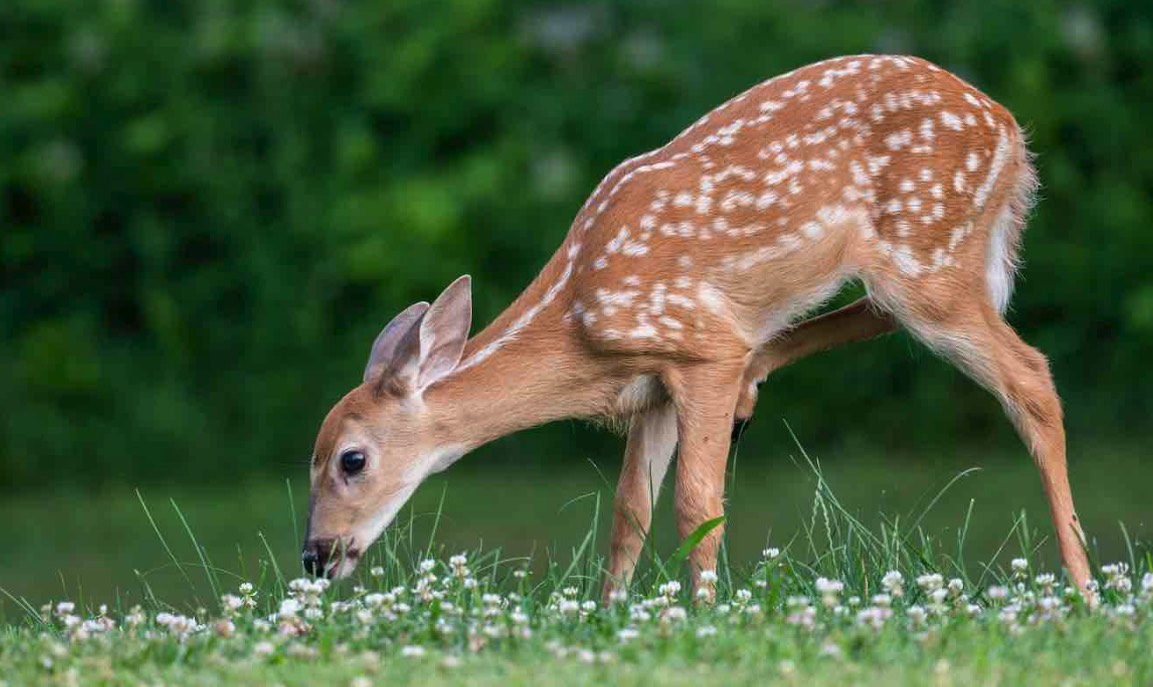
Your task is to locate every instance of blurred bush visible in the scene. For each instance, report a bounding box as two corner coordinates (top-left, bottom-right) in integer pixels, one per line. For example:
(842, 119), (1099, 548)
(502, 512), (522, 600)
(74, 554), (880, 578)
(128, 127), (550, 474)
(1, 0), (1151, 488)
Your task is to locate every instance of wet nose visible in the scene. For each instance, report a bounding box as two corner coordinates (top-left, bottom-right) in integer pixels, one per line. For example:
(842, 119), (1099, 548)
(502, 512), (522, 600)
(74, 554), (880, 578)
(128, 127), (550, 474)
(301, 539), (334, 577)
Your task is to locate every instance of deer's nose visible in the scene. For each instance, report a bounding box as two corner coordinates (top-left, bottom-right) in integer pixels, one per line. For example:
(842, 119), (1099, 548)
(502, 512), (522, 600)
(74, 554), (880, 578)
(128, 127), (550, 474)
(301, 539), (335, 577)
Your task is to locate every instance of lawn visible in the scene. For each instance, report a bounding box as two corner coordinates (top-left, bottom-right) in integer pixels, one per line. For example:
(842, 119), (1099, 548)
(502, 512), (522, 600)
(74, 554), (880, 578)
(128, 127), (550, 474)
(2, 441), (1151, 685)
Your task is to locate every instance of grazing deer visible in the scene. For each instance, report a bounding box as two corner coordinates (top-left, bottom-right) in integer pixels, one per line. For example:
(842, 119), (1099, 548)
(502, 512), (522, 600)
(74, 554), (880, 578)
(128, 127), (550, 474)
(302, 55), (1091, 599)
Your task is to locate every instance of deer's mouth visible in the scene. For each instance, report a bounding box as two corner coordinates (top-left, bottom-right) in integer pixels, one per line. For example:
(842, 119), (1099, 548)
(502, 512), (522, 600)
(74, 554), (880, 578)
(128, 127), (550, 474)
(301, 537), (361, 579)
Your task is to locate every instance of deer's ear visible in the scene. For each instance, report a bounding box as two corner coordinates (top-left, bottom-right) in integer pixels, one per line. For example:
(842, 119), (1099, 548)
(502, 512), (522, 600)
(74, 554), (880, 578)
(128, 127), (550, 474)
(415, 275), (473, 390)
(363, 302), (430, 384)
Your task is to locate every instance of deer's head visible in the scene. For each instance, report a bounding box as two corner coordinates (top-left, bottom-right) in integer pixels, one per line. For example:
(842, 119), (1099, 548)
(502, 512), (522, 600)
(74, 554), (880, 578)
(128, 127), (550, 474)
(302, 276), (472, 578)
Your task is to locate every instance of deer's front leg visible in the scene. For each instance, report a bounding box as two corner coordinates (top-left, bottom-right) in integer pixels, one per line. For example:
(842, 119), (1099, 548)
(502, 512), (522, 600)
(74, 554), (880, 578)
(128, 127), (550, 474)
(665, 360), (745, 601)
(603, 403), (678, 602)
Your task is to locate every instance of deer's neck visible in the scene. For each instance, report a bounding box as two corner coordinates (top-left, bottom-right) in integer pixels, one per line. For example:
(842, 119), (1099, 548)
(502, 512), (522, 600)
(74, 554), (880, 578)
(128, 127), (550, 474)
(427, 326), (616, 454)
(427, 241), (622, 453)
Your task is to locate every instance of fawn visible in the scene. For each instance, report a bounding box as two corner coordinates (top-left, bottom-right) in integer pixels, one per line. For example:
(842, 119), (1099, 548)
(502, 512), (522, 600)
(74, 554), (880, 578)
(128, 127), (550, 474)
(302, 55), (1090, 599)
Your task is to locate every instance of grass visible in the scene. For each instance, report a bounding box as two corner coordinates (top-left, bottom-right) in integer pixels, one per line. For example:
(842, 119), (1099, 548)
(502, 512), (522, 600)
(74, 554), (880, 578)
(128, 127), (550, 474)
(4, 440), (1151, 608)
(1, 444), (1151, 686)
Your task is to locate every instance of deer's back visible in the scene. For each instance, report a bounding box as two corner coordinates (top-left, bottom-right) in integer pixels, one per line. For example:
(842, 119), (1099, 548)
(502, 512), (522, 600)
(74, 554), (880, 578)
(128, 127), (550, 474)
(561, 55), (1027, 356)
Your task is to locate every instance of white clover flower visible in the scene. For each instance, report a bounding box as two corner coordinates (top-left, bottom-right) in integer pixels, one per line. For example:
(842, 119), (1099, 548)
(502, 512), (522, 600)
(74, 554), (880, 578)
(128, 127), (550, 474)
(213, 619), (236, 638)
(1011, 558), (1029, 575)
(510, 608), (529, 625)
(763, 547), (781, 560)
(304, 607), (324, 620)
(449, 553), (468, 567)
(462, 578), (478, 589)
(658, 580), (681, 598)
(617, 627), (640, 643)
(364, 593), (387, 608)
(662, 606), (688, 622)
(1141, 572), (1153, 595)
(581, 600), (597, 613)
(696, 625), (718, 638)
(786, 605), (816, 630)
(819, 642), (843, 659)
(856, 606), (892, 630)
(608, 589), (628, 605)
(916, 573), (944, 592)
(870, 593), (892, 608)
(400, 645), (426, 658)
(1103, 563), (1133, 593)
(695, 588), (711, 601)
(558, 599), (581, 615)
(513, 569), (529, 579)
(253, 641), (276, 657)
(55, 602), (75, 616)
(156, 612), (199, 637)
(816, 577), (844, 608)
(815, 577), (843, 594)
(947, 578), (964, 597)
(699, 569), (719, 584)
(288, 578), (310, 593)
(419, 559), (436, 573)
(882, 570), (904, 596)
(907, 605), (928, 625)
(1109, 577), (1133, 594)
(221, 594), (244, 613)
(987, 585), (1009, 601)
(744, 603), (763, 616)
(965, 603), (982, 616)
(735, 589), (753, 604)
(278, 598), (302, 620)
(239, 582), (255, 595)
(369, 566), (385, 578)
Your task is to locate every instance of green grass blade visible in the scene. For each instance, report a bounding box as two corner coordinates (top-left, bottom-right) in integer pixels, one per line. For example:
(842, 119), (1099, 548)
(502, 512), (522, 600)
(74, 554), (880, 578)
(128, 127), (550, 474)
(136, 489), (198, 605)
(665, 516), (726, 575)
(170, 499), (221, 603)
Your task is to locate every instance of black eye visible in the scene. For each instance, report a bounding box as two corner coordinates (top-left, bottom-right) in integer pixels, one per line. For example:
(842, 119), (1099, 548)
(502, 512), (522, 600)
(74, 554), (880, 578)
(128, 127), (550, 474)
(340, 449), (367, 475)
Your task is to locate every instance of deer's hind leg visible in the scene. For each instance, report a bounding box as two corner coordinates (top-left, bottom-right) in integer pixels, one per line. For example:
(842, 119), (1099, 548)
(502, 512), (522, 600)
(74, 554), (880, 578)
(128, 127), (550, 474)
(892, 299), (1090, 593)
(604, 403), (678, 601)
(733, 297), (897, 438)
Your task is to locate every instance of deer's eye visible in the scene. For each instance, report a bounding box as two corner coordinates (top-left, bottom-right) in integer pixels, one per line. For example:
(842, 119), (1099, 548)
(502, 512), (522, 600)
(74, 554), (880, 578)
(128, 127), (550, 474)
(340, 449), (367, 476)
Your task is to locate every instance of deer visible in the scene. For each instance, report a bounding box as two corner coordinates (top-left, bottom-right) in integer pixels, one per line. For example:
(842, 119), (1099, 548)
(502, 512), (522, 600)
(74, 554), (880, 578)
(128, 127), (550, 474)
(301, 55), (1091, 602)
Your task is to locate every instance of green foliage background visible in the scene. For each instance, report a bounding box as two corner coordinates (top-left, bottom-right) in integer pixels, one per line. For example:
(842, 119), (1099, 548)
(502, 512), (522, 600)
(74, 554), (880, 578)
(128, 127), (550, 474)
(2, 0), (1151, 488)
